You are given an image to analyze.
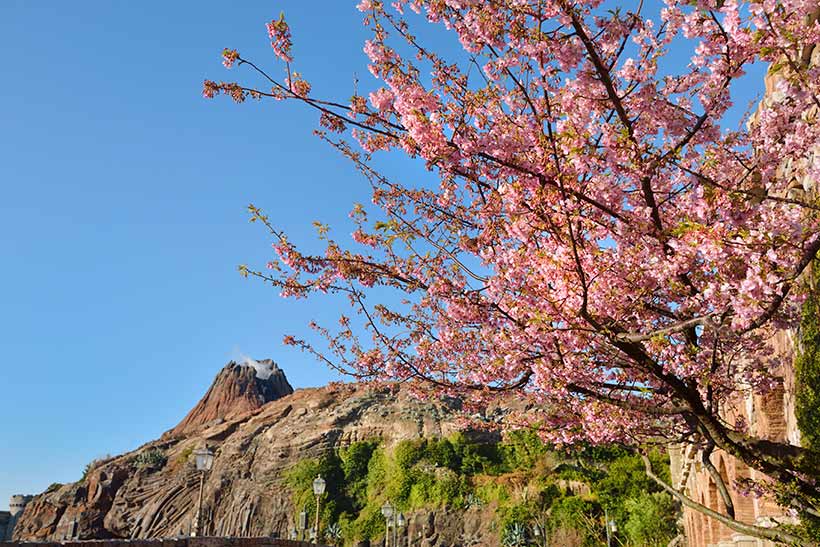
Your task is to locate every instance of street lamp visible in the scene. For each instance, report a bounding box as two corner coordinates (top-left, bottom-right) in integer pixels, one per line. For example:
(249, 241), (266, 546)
(313, 474), (326, 544)
(381, 501), (394, 547)
(298, 510), (308, 541)
(604, 508), (617, 547)
(396, 513), (405, 547)
(191, 447), (214, 537)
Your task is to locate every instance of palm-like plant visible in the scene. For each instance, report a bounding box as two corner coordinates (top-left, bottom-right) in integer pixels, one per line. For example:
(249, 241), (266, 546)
(502, 522), (529, 547)
(325, 522), (342, 545)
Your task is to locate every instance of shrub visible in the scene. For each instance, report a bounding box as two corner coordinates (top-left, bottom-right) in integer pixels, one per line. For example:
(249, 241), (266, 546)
(134, 448), (167, 470)
(502, 522), (529, 547)
(545, 496), (602, 547)
(281, 434), (677, 546)
(80, 454), (112, 482)
(796, 276), (820, 449)
(176, 446), (194, 466)
(622, 492), (679, 547)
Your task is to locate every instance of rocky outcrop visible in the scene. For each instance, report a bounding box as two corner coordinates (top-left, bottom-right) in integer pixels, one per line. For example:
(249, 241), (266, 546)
(166, 360), (293, 439)
(12, 362), (484, 544)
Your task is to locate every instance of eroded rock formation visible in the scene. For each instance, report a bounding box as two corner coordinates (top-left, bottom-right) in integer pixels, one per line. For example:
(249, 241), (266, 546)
(166, 359), (293, 439)
(12, 362), (496, 544)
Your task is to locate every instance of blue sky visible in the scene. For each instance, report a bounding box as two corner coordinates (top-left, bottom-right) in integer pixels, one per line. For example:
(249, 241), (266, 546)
(0, 1), (767, 510)
(0, 0), (382, 509)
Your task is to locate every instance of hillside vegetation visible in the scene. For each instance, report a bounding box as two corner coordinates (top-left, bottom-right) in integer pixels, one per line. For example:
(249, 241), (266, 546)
(285, 431), (679, 546)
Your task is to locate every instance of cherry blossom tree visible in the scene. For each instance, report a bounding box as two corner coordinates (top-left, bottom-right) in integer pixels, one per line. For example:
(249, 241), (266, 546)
(206, 0), (820, 541)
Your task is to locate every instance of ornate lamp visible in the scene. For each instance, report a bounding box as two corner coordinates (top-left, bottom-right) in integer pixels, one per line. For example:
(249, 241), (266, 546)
(381, 501), (394, 547)
(380, 501), (394, 519)
(190, 447), (214, 537)
(312, 475), (326, 544)
(193, 447), (214, 472)
(396, 513), (406, 547)
(313, 475), (326, 496)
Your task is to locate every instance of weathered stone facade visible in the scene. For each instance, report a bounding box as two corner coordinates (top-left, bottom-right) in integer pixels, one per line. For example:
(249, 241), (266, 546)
(0, 513), (10, 543)
(1, 496), (32, 541)
(669, 337), (800, 547)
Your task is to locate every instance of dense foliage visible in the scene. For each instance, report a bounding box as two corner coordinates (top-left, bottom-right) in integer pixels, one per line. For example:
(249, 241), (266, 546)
(284, 432), (678, 546)
(795, 268), (820, 539)
(796, 269), (820, 450)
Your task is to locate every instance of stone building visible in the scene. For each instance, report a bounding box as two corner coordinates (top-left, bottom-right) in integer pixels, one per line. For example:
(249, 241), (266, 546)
(0, 512), (9, 542)
(669, 333), (801, 547)
(1, 495), (32, 540)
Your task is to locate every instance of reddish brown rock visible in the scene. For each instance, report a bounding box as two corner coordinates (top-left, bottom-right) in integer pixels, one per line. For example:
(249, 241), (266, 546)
(12, 365), (478, 543)
(165, 360), (293, 439)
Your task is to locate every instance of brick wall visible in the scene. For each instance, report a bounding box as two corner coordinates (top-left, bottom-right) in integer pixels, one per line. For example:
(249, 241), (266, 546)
(0, 538), (329, 547)
(669, 343), (800, 547)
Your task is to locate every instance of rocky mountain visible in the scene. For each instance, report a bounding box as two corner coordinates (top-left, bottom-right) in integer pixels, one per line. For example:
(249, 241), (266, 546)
(166, 359), (293, 438)
(13, 361), (496, 545)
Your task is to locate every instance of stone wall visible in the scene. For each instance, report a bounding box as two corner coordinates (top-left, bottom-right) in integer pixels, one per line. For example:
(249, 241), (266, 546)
(1, 513), (11, 542)
(670, 357), (798, 547)
(669, 239), (810, 547)
(3, 497), (33, 541)
(0, 538), (326, 547)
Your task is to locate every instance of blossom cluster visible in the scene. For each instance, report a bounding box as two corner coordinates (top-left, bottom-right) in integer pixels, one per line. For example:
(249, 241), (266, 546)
(207, 1), (820, 510)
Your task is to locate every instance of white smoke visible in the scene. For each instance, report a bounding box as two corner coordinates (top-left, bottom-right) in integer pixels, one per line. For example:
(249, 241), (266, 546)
(240, 355), (276, 380)
(231, 347), (279, 380)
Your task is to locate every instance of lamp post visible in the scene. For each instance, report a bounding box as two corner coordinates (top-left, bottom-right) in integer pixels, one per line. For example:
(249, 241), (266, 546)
(396, 512), (405, 547)
(191, 447), (214, 537)
(380, 501), (394, 547)
(298, 510), (308, 541)
(312, 474), (326, 544)
(604, 508), (617, 547)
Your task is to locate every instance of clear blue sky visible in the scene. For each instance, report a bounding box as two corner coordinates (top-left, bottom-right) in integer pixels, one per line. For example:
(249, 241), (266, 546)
(0, 1), (766, 510)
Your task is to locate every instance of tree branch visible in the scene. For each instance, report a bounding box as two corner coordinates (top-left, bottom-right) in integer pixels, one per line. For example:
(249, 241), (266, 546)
(640, 454), (810, 546)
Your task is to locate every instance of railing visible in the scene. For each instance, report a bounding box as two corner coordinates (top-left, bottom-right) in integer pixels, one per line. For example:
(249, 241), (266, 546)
(0, 537), (330, 547)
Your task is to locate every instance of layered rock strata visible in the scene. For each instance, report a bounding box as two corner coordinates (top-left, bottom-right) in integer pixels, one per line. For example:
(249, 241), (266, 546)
(12, 363), (498, 544)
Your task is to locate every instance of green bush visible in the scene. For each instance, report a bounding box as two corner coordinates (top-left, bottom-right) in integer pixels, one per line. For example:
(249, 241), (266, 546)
(134, 448), (167, 470)
(499, 430), (547, 471)
(793, 272), (820, 540)
(498, 501), (535, 535)
(623, 492), (679, 547)
(501, 522), (529, 547)
(80, 454), (112, 482)
(545, 495), (602, 547)
(796, 276), (820, 449)
(282, 434), (677, 546)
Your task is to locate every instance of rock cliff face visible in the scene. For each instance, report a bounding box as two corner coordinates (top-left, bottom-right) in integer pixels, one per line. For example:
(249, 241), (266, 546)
(13, 362), (495, 544)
